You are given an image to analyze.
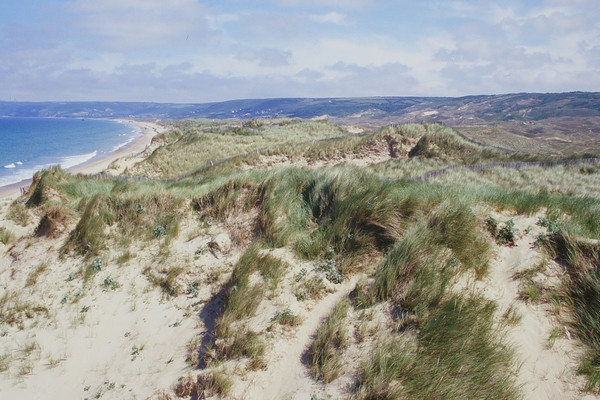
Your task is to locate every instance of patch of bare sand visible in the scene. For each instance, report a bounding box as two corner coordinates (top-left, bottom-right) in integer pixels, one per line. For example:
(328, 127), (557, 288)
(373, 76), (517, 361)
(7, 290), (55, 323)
(0, 209), (243, 400)
(476, 213), (597, 400)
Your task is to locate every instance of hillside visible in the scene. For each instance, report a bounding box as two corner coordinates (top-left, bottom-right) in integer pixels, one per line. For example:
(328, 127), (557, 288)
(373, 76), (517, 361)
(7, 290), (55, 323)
(3, 92), (600, 157)
(2, 93), (599, 121)
(2, 120), (600, 399)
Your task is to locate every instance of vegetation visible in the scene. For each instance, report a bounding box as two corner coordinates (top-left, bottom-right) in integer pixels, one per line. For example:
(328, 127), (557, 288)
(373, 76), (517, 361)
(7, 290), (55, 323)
(309, 299), (350, 383)
(539, 231), (600, 391)
(5, 119), (600, 398)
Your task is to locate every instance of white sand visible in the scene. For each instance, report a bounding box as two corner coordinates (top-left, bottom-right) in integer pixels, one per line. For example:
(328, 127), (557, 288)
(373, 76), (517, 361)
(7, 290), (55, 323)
(476, 213), (596, 400)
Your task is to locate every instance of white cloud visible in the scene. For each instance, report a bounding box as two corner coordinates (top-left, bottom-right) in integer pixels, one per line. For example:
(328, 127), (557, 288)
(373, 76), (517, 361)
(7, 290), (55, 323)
(234, 46), (292, 67)
(1, 1), (600, 101)
(310, 12), (347, 25)
(273, 0), (376, 10)
(65, 0), (219, 50)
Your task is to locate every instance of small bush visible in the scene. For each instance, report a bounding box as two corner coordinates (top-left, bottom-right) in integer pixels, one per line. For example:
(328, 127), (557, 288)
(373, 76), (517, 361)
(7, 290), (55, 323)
(486, 215), (499, 236)
(153, 225), (166, 238)
(497, 219), (516, 245)
(102, 276), (121, 290)
(271, 308), (300, 326)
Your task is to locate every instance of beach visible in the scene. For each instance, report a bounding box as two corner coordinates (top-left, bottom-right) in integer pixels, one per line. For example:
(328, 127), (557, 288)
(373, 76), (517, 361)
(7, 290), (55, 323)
(0, 120), (165, 200)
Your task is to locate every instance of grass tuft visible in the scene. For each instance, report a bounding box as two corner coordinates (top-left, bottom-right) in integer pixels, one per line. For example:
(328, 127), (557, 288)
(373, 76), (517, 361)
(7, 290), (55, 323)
(309, 299), (349, 383)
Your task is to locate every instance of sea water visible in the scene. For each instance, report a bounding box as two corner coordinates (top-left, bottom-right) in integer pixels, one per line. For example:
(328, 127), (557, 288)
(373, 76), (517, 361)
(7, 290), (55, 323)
(0, 118), (140, 188)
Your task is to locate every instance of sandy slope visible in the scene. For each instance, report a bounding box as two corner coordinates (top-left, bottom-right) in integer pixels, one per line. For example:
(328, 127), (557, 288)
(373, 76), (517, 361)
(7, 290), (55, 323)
(240, 276), (359, 400)
(0, 209), (236, 399)
(477, 214), (595, 400)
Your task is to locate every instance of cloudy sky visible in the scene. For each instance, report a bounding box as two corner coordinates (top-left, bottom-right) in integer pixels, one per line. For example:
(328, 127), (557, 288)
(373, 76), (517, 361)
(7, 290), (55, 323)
(0, 0), (599, 102)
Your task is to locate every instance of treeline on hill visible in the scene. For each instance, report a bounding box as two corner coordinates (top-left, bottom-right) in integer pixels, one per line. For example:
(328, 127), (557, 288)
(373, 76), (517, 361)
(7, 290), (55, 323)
(4, 120), (600, 398)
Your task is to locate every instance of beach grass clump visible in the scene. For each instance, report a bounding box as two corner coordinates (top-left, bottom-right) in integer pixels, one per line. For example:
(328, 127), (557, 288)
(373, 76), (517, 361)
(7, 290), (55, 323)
(0, 227), (15, 245)
(371, 201), (489, 305)
(59, 183), (186, 256)
(62, 194), (116, 256)
(25, 166), (69, 207)
(196, 368), (233, 398)
(35, 204), (72, 238)
(309, 299), (350, 383)
(144, 265), (184, 297)
(0, 292), (49, 327)
(255, 166), (408, 265)
(302, 169), (405, 259)
(207, 243), (286, 365)
(215, 244), (286, 334)
(62, 194), (114, 256)
(6, 201), (30, 226)
(192, 178), (260, 222)
(355, 296), (519, 400)
(271, 308), (300, 326)
(25, 263), (48, 287)
(540, 230), (600, 391)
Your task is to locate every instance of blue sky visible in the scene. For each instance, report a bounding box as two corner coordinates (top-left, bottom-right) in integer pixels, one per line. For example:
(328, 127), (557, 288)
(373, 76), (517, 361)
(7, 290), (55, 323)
(0, 0), (599, 102)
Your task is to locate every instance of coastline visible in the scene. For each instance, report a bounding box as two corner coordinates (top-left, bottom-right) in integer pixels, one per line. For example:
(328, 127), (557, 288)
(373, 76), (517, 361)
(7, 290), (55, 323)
(0, 120), (164, 201)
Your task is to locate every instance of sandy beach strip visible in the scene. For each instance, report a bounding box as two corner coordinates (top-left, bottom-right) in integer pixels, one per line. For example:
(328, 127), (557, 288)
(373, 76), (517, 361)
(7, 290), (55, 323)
(0, 120), (165, 201)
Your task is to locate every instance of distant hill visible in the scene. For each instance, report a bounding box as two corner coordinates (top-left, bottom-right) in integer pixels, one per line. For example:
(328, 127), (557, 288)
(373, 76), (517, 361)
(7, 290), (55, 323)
(1, 92), (599, 123)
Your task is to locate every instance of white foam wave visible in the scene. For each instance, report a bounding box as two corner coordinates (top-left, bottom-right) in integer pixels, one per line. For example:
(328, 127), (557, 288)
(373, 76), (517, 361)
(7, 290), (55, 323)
(60, 151), (98, 170)
(4, 163), (16, 169)
(111, 128), (141, 152)
(15, 161), (23, 165)
(0, 151), (98, 188)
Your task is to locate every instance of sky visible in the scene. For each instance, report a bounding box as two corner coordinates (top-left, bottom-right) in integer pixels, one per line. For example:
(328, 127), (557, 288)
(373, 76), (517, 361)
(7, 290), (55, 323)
(0, 0), (599, 102)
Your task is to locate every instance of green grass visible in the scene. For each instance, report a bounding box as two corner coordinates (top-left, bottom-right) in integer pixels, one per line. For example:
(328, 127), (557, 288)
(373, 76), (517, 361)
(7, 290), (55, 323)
(370, 200), (490, 305)
(13, 120), (600, 397)
(0, 227), (15, 245)
(540, 230), (600, 391)
(129, 119), (350, 179)
(6, 202), (30, 226)
(355, 296), (520, 400)
(144, 266), (184, 296)
(207, 243), (287, 365)
(309, 299), (350, 383)
(271, 308), (300, 326)
(197, 368), (233, 398)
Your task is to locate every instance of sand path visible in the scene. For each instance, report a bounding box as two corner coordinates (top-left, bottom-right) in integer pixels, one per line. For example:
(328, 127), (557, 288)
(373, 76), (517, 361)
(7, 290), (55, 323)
(479, 215), (594, 399)
(241, 276), (358, 400)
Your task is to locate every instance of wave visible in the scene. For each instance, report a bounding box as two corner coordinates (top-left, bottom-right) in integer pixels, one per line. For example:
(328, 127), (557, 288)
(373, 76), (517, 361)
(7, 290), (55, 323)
(60, 151), (98, 169)
(4, 163), (16, 169)
(0, 151), (97, 188)
(111, 126), (141, 152)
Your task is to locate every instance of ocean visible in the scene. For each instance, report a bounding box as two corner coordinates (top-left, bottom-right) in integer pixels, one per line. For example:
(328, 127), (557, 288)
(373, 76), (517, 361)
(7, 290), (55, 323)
(0, 118), (140, 188)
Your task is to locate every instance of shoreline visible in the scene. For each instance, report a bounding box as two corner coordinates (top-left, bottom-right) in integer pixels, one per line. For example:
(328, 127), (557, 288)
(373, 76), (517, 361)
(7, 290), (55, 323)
(0, 119), (164, 201)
